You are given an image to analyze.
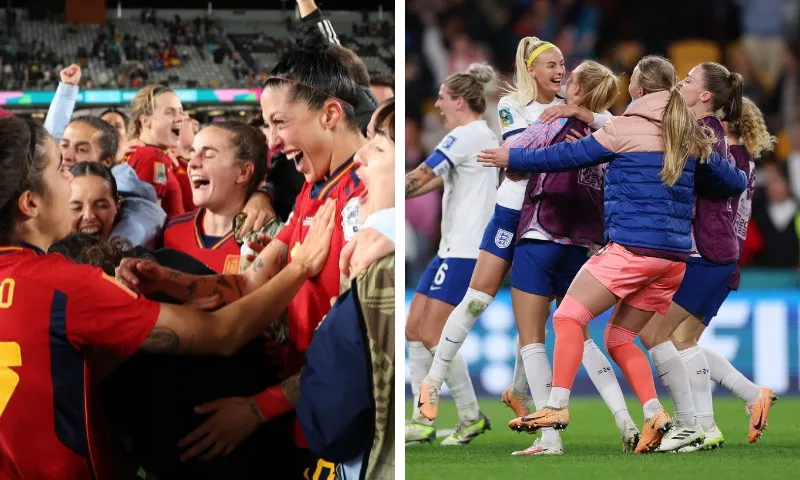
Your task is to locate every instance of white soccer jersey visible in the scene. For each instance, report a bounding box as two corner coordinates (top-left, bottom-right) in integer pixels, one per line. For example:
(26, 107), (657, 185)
(425, 120), (499, 259)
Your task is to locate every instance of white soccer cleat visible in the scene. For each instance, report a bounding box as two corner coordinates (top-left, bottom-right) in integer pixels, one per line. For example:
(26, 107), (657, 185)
(511, 436), (564, 456)
(621, 419), (641, 454)
(657, 425), (705, 452)
(678, 424), (724, 452)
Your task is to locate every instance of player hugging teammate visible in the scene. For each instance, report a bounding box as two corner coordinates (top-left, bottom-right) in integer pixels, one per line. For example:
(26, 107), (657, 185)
(410, 36), (777, 455)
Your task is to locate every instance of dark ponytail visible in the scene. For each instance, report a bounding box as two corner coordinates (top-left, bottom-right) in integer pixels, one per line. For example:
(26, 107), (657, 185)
(700, 62), (743, 122)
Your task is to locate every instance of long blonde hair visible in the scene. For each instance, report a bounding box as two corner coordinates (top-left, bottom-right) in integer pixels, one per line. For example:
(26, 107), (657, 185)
(444, 63), (498, 115)
(727, 97), (776, 159)
(636, 55), (714, 186)
(128, 84), (174, 140)
(572, 60), (620, 113)
(505, 37), (558, 105)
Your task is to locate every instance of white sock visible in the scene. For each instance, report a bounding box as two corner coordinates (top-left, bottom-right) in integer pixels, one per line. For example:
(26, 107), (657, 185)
(521, 343), (553, 410)
(643, 398), (663, 420)
(680, 346), (715, 430)
(649, 341), (696, 427)
(408, 341), (433, 425)
(439, 348), (480, 423)
(428, 288), (494, 387)
(511, 348), (529, 399)
(547, 386), (571, 409)
(583, 339), (634, 433)
(521, 343), (560, 442)
(702, 347), (761, 404)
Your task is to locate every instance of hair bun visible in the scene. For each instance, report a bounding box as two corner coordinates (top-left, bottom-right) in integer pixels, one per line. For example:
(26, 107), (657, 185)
(466, 63), (497, 85)
(295, 22), (330, 54)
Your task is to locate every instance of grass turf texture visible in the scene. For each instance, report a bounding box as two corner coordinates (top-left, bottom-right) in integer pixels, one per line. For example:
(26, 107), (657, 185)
(405, 397), (800, 479)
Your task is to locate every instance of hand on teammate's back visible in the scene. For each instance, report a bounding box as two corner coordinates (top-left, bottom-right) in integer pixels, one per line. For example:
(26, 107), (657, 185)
(292, 199), (336, 276)
(60, 64), (81, 86)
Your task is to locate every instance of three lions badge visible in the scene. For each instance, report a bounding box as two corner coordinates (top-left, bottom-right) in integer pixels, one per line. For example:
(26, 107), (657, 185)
(495, 228), (513, 249)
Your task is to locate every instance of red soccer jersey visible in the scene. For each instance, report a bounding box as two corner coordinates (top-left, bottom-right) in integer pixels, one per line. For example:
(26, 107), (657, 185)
(277, 158), (363, 361)
(126, 146), (185, 217)
(162, 209), (242, 274)
(174, 154), (196, 213)
(0, 245), (160, 480)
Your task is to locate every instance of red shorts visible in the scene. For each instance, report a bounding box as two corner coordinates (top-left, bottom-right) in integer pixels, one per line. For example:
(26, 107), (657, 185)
(582, 243), (685, 315)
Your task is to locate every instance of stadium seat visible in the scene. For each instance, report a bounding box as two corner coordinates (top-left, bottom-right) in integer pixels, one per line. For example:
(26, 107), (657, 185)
(668, 39), (721, 79)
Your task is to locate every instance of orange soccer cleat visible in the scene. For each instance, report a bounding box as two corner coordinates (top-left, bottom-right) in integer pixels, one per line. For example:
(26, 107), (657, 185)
(747, 387), (777, 443)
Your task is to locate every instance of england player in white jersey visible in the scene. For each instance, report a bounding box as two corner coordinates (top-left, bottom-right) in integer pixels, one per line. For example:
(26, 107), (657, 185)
(416, 38), (626, 454)
(405, 63), (499, 446)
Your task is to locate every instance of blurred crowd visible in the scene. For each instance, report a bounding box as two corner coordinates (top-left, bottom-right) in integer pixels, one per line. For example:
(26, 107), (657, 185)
(0, 5), (393, 90)
(406, 0), (800, 283)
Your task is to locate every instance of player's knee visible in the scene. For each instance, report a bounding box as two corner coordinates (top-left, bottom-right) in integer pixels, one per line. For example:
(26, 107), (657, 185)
(405, 321), (421, 340)
(638, 325), (658, 350)
(604, 323), (637, 353)
(553, 295), (594, 330)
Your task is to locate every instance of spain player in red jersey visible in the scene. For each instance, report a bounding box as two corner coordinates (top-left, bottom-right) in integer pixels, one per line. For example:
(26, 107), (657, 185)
(162, 122), (268, 274)
(0, 117), (337, 480)
(117, 24), (370, 477)
(125, 85), (187, 217)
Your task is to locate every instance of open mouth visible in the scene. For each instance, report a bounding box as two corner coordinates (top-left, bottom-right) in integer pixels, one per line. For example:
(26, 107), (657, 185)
(79, 225), (102, 236)
(285, 150), (304, 171)
(190, 174), (210, 190)
(551, 77), (563, 87)
(170, 125), (182, 138)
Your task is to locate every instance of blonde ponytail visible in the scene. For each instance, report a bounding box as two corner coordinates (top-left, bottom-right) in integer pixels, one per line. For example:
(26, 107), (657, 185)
(504, 37), (555, 105)
(572, 60), (620, 113)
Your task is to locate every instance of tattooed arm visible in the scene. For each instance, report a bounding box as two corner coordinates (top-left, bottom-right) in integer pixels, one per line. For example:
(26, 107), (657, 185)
(405, 164), (442, 198)
(135, 200), (336, 355)
(117, 240), (289, 306)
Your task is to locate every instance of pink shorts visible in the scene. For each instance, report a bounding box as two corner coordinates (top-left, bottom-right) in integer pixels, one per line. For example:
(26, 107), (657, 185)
(582, 243), (686, 315)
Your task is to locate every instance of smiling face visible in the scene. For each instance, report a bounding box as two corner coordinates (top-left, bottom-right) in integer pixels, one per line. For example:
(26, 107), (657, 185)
(59, 122), (105, 168)
(529, 48), (565, 100)
(69, 174), (118, 240)
(140, 91), (184, 148)
(188, 126), (252, 210)
(261, 84), (336, 183)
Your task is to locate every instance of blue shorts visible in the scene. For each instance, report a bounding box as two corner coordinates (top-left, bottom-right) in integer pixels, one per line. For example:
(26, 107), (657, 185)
(672, 257), (736, 323)
(479, 204), (521, 262)
(510, 239), (589, 298)
(414, 255), (477, 306)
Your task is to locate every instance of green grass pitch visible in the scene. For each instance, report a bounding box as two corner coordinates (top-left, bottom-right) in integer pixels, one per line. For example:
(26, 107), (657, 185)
(405, 397), (800, 479)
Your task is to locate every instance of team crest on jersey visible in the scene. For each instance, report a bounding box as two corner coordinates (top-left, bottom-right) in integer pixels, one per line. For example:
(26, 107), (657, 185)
(498, 107), (514, 128)
(342, 198), (361, 241)
(154, 163), (168, 185)
(441, 135), (457, 150)
(495, 228), (513, 248)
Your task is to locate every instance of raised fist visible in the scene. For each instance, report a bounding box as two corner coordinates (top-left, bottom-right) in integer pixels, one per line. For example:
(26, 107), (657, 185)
(60, 64), (82, 86)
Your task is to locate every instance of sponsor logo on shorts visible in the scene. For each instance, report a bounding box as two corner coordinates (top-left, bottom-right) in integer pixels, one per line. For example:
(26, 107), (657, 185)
(495, 229), (513, 248)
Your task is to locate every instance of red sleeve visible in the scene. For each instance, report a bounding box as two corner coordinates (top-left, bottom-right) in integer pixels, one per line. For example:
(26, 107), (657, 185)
(276, 201), (300, 247)
(254, 384), (293, 419)
(65, 266), (160, 359)
(128, 149), (169, 198)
